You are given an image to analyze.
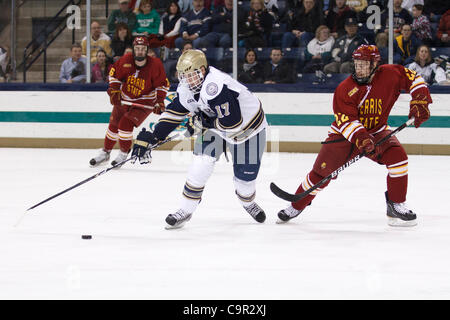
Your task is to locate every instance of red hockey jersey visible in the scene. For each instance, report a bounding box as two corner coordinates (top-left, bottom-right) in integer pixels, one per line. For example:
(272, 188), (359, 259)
(108, 53), (169, 106)
(330, 64), (432, 144)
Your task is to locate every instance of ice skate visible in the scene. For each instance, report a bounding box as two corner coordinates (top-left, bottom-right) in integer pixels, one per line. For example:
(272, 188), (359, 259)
(277, 205), (303, 224)
(111, 150), (129, 168)
(165, 209), (192, 229)
(385, 192), (417, 227)
(89, 149), (110, 167)
(244, 202), (266, 223)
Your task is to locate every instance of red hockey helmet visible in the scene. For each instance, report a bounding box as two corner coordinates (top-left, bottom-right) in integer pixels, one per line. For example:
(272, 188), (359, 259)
(351, 45), (381, 85)
(352, 44), (381, 62)
(133, 36), (150, 47)
(132, 36), (149, 62)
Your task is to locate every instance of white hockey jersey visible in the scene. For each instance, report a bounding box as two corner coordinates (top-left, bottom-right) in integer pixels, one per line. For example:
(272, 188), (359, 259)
(158, 66), (267, 144)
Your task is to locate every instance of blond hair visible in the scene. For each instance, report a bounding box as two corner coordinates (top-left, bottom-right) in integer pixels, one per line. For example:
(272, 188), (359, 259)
(315, 25), (330, 39)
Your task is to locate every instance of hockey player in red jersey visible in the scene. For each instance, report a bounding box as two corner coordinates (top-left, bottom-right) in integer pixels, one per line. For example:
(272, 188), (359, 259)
(90, 36), (169, 167)
(277, 44), (431, 227)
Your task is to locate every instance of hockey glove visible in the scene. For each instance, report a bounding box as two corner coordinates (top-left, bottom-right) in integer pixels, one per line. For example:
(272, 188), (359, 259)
(184, 116), (196, 137)
(194, 111), (217, 129)
(355, 131), (380, 160)
(107, 87), (121, 106)
(409, 94), (430, 128)
(132, 128), (158, 164)
(153, 102), (165, 115)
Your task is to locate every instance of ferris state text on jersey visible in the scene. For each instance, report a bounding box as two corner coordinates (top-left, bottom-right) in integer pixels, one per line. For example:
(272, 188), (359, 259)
(108, 52), (169, 106)
(330, 64), (428, 138)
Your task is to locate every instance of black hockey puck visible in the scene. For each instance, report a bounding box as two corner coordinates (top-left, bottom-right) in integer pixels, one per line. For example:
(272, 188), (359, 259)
(81, 235), (92, 240)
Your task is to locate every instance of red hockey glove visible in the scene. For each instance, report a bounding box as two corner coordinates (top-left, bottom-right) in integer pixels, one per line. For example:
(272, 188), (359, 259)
(153, 102), (165, 115)
(409, 94), (430, 128)
(107, 87), (121, 106)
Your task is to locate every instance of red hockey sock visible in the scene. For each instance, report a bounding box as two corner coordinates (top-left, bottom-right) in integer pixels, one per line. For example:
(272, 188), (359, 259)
(104, 123), (118, 151)
(117, 117), (135, 153)
(380, 147), (408, 203)
(292, 170), (330, 211)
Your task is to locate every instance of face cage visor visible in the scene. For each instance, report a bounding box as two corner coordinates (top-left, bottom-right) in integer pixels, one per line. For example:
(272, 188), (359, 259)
(178, 69), (204, 94)
(351, 59), (378, 85)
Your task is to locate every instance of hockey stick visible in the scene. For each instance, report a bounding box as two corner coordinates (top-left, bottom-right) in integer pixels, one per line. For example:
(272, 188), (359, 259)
(122, 100), (155, 110)
(270, 117), (416, 203)
(23, 133), (180, 214)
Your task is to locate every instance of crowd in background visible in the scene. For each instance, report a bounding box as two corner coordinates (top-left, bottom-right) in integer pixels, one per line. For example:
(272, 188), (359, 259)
(55, 0), (450, 85)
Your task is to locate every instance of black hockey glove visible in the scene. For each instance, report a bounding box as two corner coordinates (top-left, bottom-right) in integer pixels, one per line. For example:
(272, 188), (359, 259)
(193, 111), (217, 129)
(132, 128), (159, 164)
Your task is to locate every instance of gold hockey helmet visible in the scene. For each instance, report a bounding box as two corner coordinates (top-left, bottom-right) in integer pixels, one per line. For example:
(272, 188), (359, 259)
(176, 49), (208, 93)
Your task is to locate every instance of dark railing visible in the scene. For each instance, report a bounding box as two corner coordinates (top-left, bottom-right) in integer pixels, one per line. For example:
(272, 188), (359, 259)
(21, 0), (81, 83)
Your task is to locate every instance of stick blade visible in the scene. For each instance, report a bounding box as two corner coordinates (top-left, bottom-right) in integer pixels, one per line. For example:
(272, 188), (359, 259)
(270, 182), (297, 202)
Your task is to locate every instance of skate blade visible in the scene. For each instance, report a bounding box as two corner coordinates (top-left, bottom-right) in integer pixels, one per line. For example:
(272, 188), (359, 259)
(276, 218), (289, 224)
(164, 222), (186, 230)
(387, 217), (418, 227)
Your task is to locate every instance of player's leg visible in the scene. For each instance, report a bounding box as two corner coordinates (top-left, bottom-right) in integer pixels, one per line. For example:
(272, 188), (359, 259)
(90, 105), (124, 166)
(374, 131), (416, 227)
(165, 131), (225, 229)
(112, 107), (152, 167)
(277, 135), (355, 223)
(230, 129), (266, 223)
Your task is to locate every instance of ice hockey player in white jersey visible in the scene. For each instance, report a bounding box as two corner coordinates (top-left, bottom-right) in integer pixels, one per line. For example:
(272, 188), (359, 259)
(132, 49), (268, 229)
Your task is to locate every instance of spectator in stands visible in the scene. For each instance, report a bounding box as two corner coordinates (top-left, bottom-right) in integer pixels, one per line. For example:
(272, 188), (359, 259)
(401, 0), (423, 13)
(133, 0), (161, 36)
(262, 48), (295, 83)
(91, 49), (112, 83)
(149, 1), (182, 49)
(394, 24), (420, 65)
(423, 0), (448, 21)
(345, 0), (368, 14)
(303, 25), (335, 73)
(323, 17), (368, 73)
(282, 0), (325, 49)
(178, 0), (193, 13)
(375, 0), (413, 48)
(326, 0), (357, 39)
(407, 45), (448, 84)
(167, 40), (193, 83)
(436, 9), (450, 47)
(238, 48), (264, 83)
(239, 0), (274, 48)
(205, 0), (225, 11)
(175, 0), (211, 49)
(82, 21), (113, 64)
(411, 4), (433, 46)
(281, 0), (302, 23)
(0, 46), (11, 82)
(201, 0), (233, 48)
(264, 0), (280, 23)
(59, 43), (87, 83)
(128, 0), (141, 13)
(111, 23), (133, 61)
(108, 0), (137, 36)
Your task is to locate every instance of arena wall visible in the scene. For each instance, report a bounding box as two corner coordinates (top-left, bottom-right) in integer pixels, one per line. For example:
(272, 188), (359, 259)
(0, 89), (449, 155)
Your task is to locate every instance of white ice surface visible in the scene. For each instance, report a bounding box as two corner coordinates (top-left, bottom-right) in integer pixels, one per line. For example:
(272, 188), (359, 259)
(0, 148), (449, 299)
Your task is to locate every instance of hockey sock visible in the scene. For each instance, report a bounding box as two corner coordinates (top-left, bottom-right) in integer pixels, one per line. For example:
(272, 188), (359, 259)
(117, 117), (134, 153)
(180, 154), (216, 213)
(292, 171), (330, 211)
(104, 123), (118, 151)
(233, 177), (256, 207)
(381, 147), (408, 203)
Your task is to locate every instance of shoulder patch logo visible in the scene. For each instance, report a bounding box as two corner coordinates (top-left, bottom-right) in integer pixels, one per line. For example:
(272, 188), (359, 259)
(348, 87), (359, 97)
(206, 82), (218, 96)
(123, 63), (132, 67)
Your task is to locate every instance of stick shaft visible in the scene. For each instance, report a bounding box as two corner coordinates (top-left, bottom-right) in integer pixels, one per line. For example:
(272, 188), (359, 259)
(27, 134), (179, 211)
(271, 118), (415, 202)
(122, 101), (154, 110)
